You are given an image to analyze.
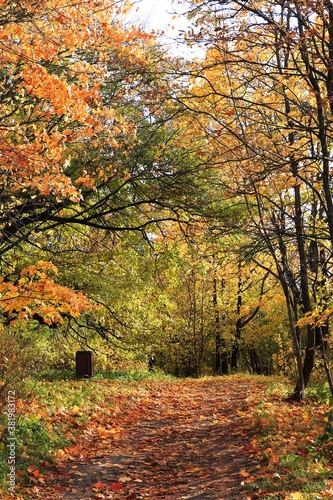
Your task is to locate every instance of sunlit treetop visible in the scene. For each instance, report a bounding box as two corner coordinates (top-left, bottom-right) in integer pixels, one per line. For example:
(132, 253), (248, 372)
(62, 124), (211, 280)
(0, 0), (153, 202)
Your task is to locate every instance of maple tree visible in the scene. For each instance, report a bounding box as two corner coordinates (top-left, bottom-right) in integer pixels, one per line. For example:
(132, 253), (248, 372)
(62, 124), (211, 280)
(0, 0), (145, 322)
(0, 0), (204, 326)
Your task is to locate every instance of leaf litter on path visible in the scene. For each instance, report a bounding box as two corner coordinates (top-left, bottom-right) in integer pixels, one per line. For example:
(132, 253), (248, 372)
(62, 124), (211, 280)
(23, 377), (264, 500)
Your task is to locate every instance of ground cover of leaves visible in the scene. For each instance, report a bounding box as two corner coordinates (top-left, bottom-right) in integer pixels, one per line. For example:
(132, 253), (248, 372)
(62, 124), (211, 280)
(21, 377), (262, 500)
(3, 375), (333, 500)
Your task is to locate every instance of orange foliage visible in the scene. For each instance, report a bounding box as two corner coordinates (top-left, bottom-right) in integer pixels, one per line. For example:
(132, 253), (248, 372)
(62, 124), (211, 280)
(0, 261), (95, 324)
(0, 0), (155, 322)
(0, 0), (152, 201)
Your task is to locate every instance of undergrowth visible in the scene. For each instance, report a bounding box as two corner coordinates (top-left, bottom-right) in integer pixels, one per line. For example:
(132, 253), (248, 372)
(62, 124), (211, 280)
(243, 378), (333, 499)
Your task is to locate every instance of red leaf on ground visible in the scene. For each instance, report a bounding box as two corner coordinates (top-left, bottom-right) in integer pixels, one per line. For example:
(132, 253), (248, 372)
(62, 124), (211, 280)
(110, 481), (123, 491)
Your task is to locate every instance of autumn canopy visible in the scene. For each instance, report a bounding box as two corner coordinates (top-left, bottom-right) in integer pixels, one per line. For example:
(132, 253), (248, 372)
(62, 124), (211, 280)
(0, 0), (333, 401)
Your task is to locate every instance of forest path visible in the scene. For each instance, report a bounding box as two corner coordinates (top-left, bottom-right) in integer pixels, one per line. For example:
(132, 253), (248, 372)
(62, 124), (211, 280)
(33, 377), (263, 500)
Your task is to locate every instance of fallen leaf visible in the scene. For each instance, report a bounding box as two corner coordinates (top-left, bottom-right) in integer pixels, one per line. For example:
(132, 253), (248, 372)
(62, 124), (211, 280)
(27, 466), (40, 478)
(93, 481), (106, 491)
(320, 492), (333, 498)
(119, 475), (131, 483)
(110, 482), (123, 491)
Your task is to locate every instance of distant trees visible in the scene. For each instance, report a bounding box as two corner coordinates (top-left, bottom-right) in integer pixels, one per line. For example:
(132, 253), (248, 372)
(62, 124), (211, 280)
(174, 0), (333, 397)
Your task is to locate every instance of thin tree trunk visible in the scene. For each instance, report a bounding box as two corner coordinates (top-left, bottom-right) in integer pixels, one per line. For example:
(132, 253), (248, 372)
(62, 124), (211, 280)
(231, 260), (242, 372)
(213, 266), (222, 375)
(318, 326), (333, 398)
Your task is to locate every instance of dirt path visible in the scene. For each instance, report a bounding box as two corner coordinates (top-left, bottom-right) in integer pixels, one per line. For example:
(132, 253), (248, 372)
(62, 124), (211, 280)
(33, 378), (260, 500)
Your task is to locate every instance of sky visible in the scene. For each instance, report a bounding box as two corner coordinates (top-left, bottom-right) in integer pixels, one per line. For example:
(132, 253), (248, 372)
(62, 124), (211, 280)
(131, 0), (198, 57)
(134, 0), (188, 31)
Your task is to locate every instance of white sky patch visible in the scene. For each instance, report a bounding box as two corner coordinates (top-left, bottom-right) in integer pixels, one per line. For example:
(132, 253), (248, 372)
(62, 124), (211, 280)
(134, 0), (186, 29)
(131, 0), (201, 58)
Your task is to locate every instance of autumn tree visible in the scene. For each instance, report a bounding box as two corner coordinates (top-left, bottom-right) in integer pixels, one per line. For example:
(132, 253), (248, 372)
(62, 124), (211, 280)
(133, 218), (282, 377)
(173, 0), (333, 398)
(0, 0), (207, 327)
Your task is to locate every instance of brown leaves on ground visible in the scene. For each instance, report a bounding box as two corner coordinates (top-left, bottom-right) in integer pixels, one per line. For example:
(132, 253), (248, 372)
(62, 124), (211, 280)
(244, 390), (333, 498)
(9, 376), (332, 500)
(22, 377), (264, 500)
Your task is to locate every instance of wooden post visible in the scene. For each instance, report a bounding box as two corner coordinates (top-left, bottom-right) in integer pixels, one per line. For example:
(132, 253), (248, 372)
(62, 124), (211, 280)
(76, 351), (94, 378)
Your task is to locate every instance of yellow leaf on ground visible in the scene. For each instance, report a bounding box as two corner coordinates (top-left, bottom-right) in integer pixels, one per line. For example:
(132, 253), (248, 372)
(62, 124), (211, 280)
(287, 493), (304, 500)
(119, 475), (131, 483)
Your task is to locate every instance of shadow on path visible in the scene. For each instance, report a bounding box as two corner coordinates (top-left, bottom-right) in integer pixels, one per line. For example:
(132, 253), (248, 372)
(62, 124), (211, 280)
(42, 378), (259, 499)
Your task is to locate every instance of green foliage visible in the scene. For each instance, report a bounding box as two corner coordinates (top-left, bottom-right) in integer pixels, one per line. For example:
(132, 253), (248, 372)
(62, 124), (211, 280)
(306, 382), (333, 405)
(30, 369), (77, 381)
(31, 368), (175, 383)
(0, 419), (71, 486)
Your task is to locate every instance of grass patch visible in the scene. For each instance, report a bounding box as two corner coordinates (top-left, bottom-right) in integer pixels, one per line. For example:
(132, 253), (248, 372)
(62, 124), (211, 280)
(30, 368), (176, 382)
(306, 382), (333, 405)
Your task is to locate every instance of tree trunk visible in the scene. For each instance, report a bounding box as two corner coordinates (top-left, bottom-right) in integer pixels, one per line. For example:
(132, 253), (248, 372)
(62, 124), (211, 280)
(213, 270), (222, 375)
(291, 161), (315, 398)
(231, 261), (242, 372)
